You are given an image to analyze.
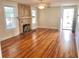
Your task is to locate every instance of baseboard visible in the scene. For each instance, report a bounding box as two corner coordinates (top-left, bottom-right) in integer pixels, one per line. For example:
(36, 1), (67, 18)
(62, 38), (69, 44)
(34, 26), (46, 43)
(37, 26), (59, 30)
(0, 33), (20, 42)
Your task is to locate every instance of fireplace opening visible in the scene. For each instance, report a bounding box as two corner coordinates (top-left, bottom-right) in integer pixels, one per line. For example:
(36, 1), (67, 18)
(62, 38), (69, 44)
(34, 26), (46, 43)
(23, 24), (30, 32)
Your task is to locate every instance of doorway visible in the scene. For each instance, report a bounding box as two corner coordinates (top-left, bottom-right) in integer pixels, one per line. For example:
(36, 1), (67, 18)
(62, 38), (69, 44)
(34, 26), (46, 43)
(61, 6), (77, 32)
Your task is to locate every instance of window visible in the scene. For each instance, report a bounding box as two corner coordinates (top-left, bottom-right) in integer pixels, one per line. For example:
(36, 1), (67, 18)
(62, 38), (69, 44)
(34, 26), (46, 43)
(32, 10), (37, 24)
(4, 6), (16, 29)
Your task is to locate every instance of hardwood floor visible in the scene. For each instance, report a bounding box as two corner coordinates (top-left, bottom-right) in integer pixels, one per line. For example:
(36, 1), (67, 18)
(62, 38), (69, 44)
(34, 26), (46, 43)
(0, 42), (2, 58)
(1, 28), (78, 58)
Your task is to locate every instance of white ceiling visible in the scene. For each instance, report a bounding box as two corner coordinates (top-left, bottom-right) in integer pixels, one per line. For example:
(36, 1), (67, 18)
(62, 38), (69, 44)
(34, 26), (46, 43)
(2, 0), (79, 6)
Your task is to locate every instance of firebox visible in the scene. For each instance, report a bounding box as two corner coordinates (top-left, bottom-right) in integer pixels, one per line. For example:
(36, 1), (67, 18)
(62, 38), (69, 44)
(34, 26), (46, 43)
(23, 24), (30, 32)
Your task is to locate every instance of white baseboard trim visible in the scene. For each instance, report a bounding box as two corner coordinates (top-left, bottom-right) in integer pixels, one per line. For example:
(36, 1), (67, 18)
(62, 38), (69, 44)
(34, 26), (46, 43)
(0, 33), (20, 41)
(37, 26), (59, 30)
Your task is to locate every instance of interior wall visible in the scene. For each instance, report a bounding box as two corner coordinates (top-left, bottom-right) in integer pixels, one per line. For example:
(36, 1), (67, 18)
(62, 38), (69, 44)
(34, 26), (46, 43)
(38, 7), (60, 29)
(76, 6), (79, 57)
(0, 1), (20, 41)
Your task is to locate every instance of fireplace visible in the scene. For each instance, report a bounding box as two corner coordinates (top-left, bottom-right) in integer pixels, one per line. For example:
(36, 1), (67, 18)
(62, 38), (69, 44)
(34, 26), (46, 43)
(23, 24), (30, 32)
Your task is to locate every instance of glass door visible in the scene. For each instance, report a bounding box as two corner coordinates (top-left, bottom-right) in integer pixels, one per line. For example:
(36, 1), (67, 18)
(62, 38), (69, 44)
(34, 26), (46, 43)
(61, 7), (75, 30)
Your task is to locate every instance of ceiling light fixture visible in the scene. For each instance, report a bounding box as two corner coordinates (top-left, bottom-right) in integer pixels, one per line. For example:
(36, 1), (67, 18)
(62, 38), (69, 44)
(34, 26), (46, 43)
(38, 0), (47, 9)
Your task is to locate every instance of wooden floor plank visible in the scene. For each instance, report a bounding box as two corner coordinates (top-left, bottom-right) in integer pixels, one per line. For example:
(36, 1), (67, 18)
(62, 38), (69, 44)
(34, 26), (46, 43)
(0, 28), (78, 58)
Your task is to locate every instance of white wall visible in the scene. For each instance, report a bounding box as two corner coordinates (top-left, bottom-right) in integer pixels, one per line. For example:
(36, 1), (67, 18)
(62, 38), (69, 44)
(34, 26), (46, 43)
(0, 1), (20, 41)
(38, 7), (60, 29)
(75, 7), (79, 57)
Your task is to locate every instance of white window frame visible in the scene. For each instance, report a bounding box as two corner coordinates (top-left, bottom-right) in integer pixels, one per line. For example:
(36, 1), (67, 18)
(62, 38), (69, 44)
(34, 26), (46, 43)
(4, 6), (16, 29)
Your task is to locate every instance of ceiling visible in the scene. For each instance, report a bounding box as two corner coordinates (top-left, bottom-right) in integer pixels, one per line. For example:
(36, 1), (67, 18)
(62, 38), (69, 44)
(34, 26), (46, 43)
(2, 0), (79, 6)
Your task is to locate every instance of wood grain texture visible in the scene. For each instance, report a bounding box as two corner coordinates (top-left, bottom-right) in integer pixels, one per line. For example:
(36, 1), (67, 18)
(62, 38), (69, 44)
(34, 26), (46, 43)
(1, 28), (78, 58)
(0, 42), (2, 58)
